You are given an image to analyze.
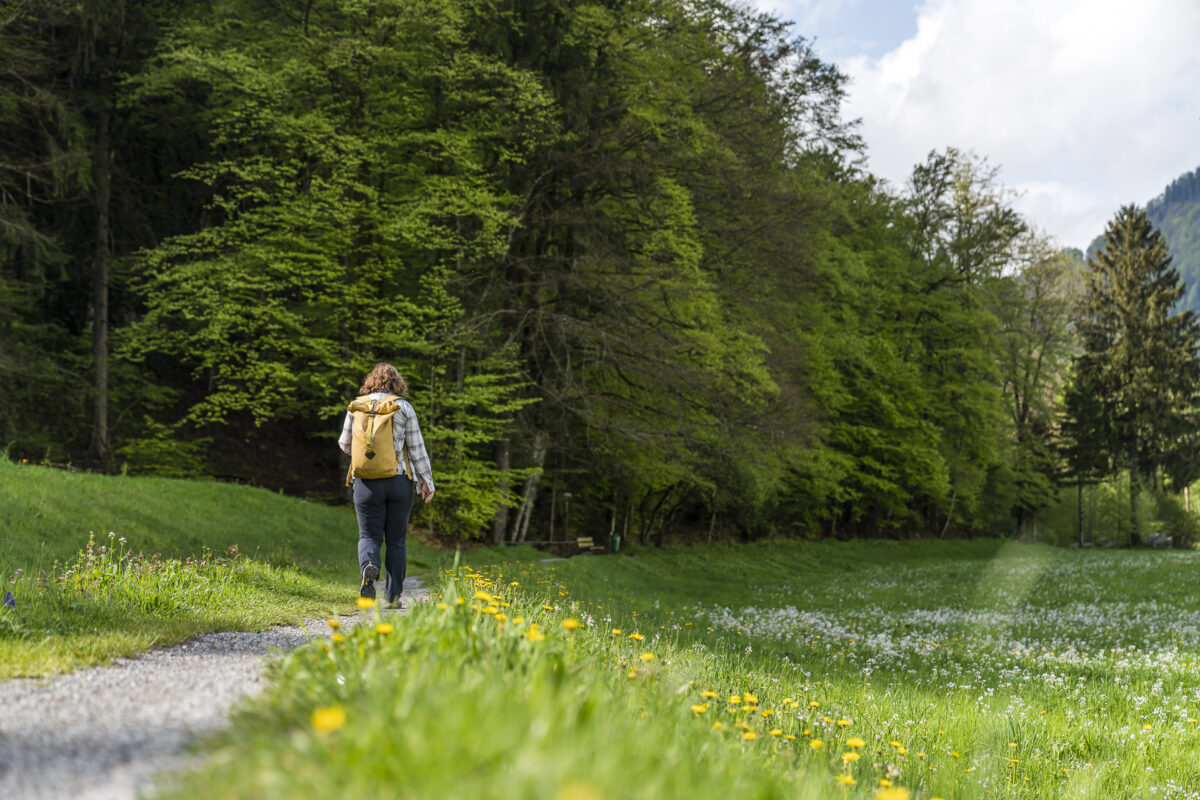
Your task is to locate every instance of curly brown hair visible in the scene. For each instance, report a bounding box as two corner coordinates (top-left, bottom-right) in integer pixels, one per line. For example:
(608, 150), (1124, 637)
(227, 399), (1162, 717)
(359, 363), (408, 397)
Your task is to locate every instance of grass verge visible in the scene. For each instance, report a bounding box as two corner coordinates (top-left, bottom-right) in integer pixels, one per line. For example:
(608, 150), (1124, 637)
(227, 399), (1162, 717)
(0, 459), (434, 678)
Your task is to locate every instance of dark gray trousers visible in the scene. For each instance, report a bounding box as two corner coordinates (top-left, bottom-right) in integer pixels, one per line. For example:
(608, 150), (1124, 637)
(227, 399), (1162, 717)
(353, 474), (415, 603)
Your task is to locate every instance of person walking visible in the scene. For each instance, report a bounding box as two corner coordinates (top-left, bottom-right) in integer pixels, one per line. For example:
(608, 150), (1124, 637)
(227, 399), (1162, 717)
(338, 363), (434, 607)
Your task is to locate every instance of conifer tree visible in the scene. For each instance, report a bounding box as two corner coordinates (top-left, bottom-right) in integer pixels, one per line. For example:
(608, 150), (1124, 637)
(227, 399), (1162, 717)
(1074, 205), (1200, 544)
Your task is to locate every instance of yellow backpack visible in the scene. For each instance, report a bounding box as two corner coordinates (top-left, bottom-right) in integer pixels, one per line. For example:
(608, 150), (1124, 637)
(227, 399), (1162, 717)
(345, 394), (412, 486)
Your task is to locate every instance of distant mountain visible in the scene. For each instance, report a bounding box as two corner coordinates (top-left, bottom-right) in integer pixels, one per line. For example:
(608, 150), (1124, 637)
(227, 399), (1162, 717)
(1088, 167), (1200, 314)
(1147, 168), (1200, 313)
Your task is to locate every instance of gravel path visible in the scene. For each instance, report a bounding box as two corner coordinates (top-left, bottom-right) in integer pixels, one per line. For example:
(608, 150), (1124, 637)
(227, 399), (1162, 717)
(0, 576), (429, 800)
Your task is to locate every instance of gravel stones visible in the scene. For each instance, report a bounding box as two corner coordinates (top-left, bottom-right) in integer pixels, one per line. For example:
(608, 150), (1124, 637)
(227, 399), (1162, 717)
(0, 576), (428, 800)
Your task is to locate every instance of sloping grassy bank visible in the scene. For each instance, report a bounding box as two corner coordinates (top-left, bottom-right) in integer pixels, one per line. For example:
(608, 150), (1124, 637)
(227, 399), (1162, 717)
(0, 459), (433, 677)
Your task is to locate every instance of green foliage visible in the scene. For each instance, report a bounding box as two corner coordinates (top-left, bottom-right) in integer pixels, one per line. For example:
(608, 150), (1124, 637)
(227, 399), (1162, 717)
(2, 0), (1129, 540)
(1072, 205), (1200, 540)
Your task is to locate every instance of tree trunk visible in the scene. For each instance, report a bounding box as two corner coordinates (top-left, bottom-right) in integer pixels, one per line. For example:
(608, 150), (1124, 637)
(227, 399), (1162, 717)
(1129, 453), (1142, 547)
(491, 439), (511, 544)
(1186, 485), (1192, 514)
(512, 432), (549, 543)
(1077, 478), (1084, 547)
(89, 104), (112, 466)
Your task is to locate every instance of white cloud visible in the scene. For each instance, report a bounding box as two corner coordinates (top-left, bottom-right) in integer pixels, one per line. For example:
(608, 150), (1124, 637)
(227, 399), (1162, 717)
(839, 0), (1200, 248)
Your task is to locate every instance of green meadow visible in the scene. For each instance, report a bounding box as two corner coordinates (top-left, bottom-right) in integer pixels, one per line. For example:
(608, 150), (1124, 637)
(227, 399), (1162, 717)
(163, 540), (1200, 800)
(7, 465), (1200, 799)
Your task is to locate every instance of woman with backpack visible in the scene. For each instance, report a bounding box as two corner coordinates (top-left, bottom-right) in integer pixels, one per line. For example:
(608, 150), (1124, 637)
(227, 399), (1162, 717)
(338, 363), (435, 607)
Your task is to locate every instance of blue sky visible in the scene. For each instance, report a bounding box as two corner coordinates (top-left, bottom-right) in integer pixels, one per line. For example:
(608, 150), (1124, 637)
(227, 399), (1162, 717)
(748, 0), (1200, 250)
(752, 0), (917, 64)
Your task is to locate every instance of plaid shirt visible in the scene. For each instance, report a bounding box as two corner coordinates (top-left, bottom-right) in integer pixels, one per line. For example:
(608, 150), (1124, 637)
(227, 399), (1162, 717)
(338, 393), (435, 492)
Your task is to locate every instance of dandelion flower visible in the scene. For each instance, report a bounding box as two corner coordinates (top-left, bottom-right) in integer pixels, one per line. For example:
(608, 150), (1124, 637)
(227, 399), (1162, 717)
(846, 737), (866, 749)
(692, 704), (709, 714)
(512, 617), (524, 624)
(837, 719), (851, 728)
(356, 597), (375, 610)
(562, 618), (581, 630)
(611, 628), (622, 636)
(810, 701), (819, 708)
(743, 732), (757, 741)
(701, 691), (719, 699)
(879, 779), (891, 787)
(810, 739), (824, 750)
(437, 602), (448, 610)
(639, 652), (655, 661)
(326, 618), (340, 629)
(474, 590), (493, 602)
(495, 614), (507, 622)
(890, 741), (903, 749)
(331, 633), (345, 643)
(374, 622), (394, 635)
(527, 624), (546, 642)
(842, 752), (860, 763)
(627, 669), (638, 679)
(311, 705), (346, 734)
(875, 789), (911, 800)
(712, 722), (723, 730)
(837, 775), (856, 786)
(629, 632), (645, 641)
(743, 693), (758, 703)
(769, 729), (783, 736)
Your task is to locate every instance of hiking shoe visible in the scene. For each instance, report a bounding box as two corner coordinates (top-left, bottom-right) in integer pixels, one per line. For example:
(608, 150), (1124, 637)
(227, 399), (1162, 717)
(360, 563), (379, 600)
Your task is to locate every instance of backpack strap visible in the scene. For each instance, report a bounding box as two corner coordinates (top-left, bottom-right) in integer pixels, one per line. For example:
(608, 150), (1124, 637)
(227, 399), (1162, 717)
(383, 395), (415, 480)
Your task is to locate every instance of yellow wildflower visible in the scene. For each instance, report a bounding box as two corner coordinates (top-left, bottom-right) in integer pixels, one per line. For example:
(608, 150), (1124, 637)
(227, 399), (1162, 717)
(700, 691), (719, 699)
(562, 618), (581, 630)
(846, 737), (866, 749)
(837, 719), (851, 728)
(810, 739), (824, 750)
(639, 652), (655, 661)
(713, 722), (723, 730)
(842, 752), (860, 763)
(743, 732), (757, 741)
(691, 704), (709, 714)
(474, 590), (492, 603)
(356, 597), (375, 610)
(311, 705), (346, 734)
(875, 789), (911, 800)
(629, 632), (645, 641)
(837, 775), (856, 786)
(743, 692), (758, 703)
(331, 633), (345, 643)
(325, 618), (340, 629)
(769, 729), (783, 736)
(374, 622), (394, 635)
(611, 628), (622, 636)
(437, 603), (448, 610)
(527, 624), (545, 642)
